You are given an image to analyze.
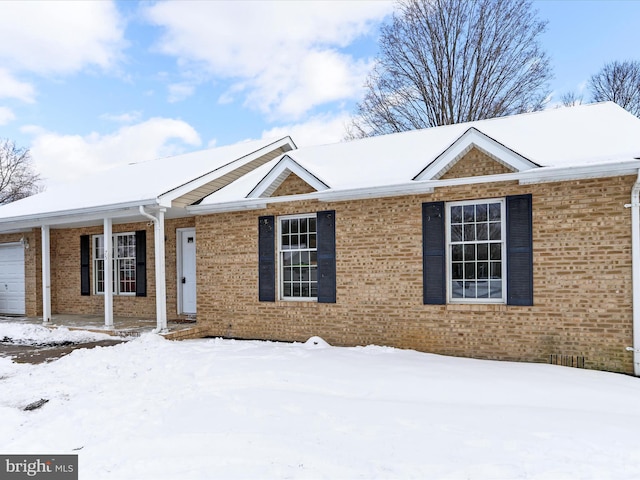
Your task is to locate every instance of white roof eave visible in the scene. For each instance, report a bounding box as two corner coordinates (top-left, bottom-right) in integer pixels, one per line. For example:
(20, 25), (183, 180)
(158, 136), (297, 203)
(187, 159), (640, 215)
(0, 197), (162, 232)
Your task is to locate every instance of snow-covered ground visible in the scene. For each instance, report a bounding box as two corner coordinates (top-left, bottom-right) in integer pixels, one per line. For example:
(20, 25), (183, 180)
(1, 324), (639, 479)
(0, 322), (115, 345)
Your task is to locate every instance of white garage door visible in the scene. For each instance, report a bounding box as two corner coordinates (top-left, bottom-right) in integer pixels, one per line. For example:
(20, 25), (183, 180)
(0, 243), (25, 315)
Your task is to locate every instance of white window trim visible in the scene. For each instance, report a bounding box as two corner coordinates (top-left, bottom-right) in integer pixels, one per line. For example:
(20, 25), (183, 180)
(277, 213), (318, 302)
(93, 232), (137, 296)
(445, 198), (506, 304)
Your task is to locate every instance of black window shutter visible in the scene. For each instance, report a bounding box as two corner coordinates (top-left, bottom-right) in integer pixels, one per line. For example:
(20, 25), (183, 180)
(317, 210), (336, 303)
(258, 216), (276, 302)
(80, 235), (91, 296)
(506, 194), (533, 306)
(423, 202), (446, 304)
(135, 230), (147, 297)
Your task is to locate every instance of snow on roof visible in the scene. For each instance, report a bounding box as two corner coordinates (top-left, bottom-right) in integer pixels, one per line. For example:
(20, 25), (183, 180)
(201, 102), (640, 205)
(2, 103), (639, 222)
(0, 137), (293, 222)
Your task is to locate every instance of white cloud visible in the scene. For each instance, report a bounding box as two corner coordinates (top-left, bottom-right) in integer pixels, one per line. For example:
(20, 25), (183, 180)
(143, 0), (392, 119)
(0, 69), (35, 103)
(0, 106), (15, 125)
(0, 1), (125, 75)
(100, 111), (143, 124)
(20, 125), (46, 136)
(261, 111), (353, 147)
(168, 83), (195, 103)
(28, 118), (201, 186)
(264, 50), (374, 118)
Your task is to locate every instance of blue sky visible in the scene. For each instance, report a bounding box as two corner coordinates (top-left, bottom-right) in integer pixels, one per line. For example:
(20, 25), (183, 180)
(0, 0), (638, 188)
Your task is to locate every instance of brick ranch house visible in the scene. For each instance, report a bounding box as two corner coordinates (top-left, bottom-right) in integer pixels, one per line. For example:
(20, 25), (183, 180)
(1, 102), (640, 375)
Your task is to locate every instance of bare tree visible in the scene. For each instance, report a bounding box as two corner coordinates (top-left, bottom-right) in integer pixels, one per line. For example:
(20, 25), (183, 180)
(346, 0), (552, 138)
(559, 91), (584, 108)
(0, 139), (43, 205)
(588, 60), (640, 117)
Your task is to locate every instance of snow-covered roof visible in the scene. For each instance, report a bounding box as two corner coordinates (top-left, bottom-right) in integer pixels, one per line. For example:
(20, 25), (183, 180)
(197, 102), (640, 209)
(2, 103), (640, 228)
(0, 136), (295, 230)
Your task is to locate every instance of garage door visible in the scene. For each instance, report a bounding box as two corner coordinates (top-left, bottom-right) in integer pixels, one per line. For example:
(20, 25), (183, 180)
(0, 243), (25, 315)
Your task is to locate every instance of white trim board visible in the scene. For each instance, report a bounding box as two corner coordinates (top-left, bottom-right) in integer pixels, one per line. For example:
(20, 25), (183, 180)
(414, 127), (539, 181)
(247, 155), (330, 198)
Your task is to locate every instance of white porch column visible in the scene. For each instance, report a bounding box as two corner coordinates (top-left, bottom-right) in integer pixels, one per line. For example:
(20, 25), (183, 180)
(41, 225), (51, 325)
(139, 206), (168, 333)
(154, 208), (167, 332)
(104, 217), (114, 328)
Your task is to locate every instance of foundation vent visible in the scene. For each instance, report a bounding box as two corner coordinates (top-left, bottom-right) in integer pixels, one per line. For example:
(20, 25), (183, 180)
(549, 354), (585, 368)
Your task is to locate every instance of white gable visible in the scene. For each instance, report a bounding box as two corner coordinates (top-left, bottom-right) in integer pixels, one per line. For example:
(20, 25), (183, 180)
(413, 127), (539, 181)
(247, 155), (329, 198)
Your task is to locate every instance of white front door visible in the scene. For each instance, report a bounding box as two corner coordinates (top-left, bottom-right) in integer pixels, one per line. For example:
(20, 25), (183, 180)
(0, 243), (25, 315)
(178, 228), (197, 315)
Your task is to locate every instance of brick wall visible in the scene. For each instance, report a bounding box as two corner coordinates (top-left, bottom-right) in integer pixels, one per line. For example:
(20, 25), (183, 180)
(271, 173), (316, 196)
(48, 217), (194, 319)
(440, 147), (514, 179)
(195, 151), (637, 374)
(166, 218), (196, 317)
(26, 229), (41, 317)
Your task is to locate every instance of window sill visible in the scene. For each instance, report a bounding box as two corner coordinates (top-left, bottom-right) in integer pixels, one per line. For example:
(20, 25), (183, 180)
(95, 293), (137, 297)
(446, 303), (507, 312)
(276, 299), (319, 307)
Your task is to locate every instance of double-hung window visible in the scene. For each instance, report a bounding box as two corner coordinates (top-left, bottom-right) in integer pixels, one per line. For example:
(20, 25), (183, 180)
(258, 211), (335, 304)
(423, 195), (532, 306)
(447, 199), (505, 302)
(278, 214), (318, 300)
(93, 232), (137, 295)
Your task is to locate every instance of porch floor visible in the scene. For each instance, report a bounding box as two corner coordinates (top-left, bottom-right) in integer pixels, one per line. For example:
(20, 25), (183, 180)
(4, 314), (201, 338)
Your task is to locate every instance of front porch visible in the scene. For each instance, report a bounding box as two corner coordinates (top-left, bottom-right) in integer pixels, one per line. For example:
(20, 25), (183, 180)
(4, 314), (209, 340)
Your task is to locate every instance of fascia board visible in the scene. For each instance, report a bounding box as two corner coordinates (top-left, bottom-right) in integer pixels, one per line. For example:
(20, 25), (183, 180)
(517, 160), (640, 184)
(188, 183), (436, 214)
(187, 201), (268, 214)
(280, 135), (297, 150)
(187, 159), (640, 214)
(317, 182), (435, 202)
(158, 136), (296, 203)
(413, 127), (538, 181)
(188, 190), (326, 214)
(412, 160), (640, 188)
(247, 155), (329, 198)
(0, 198), (160, 231)
(321, 161), (640, 199)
